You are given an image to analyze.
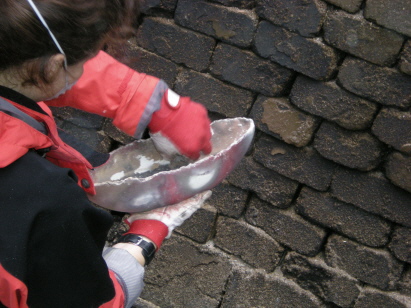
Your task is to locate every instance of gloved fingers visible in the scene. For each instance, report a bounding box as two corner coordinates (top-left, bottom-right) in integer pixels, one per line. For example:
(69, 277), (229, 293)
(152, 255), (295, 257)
(162, 190), (212, 237)
(126, 191), (212, 225)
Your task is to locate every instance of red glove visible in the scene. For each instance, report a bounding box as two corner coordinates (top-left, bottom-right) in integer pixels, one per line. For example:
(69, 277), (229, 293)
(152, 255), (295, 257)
(148, 90), (212, 160)
(125, 191), (212, 250)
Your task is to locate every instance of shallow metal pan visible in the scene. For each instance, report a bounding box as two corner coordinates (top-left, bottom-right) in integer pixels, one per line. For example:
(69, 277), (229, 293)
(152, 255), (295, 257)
(89, 117), (255, 213)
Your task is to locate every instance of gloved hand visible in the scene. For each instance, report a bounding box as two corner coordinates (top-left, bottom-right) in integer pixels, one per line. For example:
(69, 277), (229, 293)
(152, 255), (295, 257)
(148, 89), (212, 160)
(124, 191), (212, 249)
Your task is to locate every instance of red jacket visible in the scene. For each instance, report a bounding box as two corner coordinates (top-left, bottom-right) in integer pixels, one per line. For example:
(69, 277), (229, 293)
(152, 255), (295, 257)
(0, 51), (166, 308)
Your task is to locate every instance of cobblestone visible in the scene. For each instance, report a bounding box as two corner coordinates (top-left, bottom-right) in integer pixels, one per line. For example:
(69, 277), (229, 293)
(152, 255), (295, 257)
(56, 120), (112, 153)
(175, 0), (258, 47)
(51, 106), (105, 130)
(102, 119), (135, 145)
(296, 187), (391, 247)
(313, 121), (384, 171)
(323, 0), (363, 13)
(136, 17), (215, 71)
(255, 0), (327, 37)
(254, 134), (338, 191)
(338, 57), (411, 109)
(141, 236), (231, 307)
(176, 203), (217, 244)
(282, 252), (360, 307)
(331, 169), (411, 228)
(290, 76), (378, 130)
(364, 0), (411, 37)
(214, 216), (284, 271)
(208, 181), (248, 219)
(388, 226), (411, 264)
(227, 157), (299, 208)
(139, 0), (177, 12)
(210, 43), (294, 96)
(372, 108), (411, 154)
(355, 287), (411, 307)
(325, 234), (404, 290)
(221, 267), (323, 307)
(174, 69), (254, 118)
(324, 10), (404, 66)
(385, 151), (411, 193)
(254, 21), (340, 80)
(210, 0), (255, 9)
(246, 196), (326, 256)
(400, 40), (411, 75)
(250, 96), (319, 147)
(126, 45), (179, 86)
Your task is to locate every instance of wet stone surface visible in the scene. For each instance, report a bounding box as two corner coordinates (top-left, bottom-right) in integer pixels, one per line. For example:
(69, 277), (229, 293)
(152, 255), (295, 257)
(251, 96), (319, 147)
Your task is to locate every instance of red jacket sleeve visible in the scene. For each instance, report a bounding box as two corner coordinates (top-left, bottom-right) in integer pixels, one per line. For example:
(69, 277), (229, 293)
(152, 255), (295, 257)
(45, 51), (167, 139)
(0, 264), (28, 308)
(99, 271), (125, 308)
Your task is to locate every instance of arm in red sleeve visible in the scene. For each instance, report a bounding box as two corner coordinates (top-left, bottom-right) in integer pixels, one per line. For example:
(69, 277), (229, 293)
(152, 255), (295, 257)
(46, 50), (212, 159)
(45, 51), (166, 139)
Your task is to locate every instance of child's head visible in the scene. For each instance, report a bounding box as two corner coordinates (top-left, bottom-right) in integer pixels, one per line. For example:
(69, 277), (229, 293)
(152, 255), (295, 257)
(0, 0), (137, 87)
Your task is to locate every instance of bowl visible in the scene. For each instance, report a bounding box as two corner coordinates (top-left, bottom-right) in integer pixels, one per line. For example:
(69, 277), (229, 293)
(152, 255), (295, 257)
(89, 117), (255, 213)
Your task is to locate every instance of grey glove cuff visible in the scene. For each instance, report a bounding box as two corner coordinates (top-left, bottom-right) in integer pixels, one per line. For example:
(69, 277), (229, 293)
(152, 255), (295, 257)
(103, 247), (145, 308)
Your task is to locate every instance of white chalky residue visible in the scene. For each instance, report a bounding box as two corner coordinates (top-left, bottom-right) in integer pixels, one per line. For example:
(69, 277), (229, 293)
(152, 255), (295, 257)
(110, 171), (125, 181)
(188, 168), (217, 190)
(134, 155), (170, 174)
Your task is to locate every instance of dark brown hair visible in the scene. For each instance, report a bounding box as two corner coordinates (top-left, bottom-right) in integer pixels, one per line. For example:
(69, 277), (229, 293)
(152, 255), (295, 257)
(0, 0), (138, 85)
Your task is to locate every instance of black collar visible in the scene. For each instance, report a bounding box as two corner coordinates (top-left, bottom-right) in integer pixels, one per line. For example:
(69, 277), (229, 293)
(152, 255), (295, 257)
(0, 85), (48, 115)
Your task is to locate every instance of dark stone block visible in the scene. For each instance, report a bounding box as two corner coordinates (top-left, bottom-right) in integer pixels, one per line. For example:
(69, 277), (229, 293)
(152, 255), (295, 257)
(210, 43), (294, 96)
(323, 0), (363, 13)
(254, 134), (338, 191)
(355, 287), (411, 307)
(210, 0), (255, 9)
(175, 0), (258, 47)
(389, 226), (411, 264)
(214, 216), (284, 271)
(372, 108), (411, 154)
(364, 0), (411, 37)
(176, 203), (218, 244)
(58, 120), (112, 153)
(102, 119), (135, 145)
(313, 121), (384, 171)
(400, 40), (411, 76)
(324, 10), (404, 66)
(50, 106), (105, 130)
(139, 0), (177, 12)
(126, 44), (179, 87)
(296, 187), (391, 247)
(250, 96), (319, 147)
(133, 298), (160, 308)
(141, 235), (231, 307)
(137, 17), (215, 71)
(338, 57), (411, 109)
(385, 151), (411, 193)
(282, 252), (360, 307)
(246, 196), (326, 256)
(221, 267), (323, 307)
(331, 169), (411, 228)
(254, 21), (340, 80)
(398, 268), (411, 296)
(208, 181), (248, 218)
(290, 76), (378, 130)
(325, 234), (404, 290)
(256, 0), (327, 37)
(227, 157), (299, 208)
(174, 69), (254, 118)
